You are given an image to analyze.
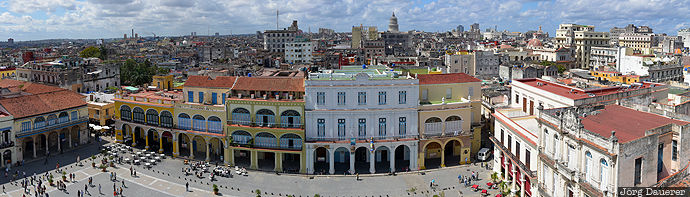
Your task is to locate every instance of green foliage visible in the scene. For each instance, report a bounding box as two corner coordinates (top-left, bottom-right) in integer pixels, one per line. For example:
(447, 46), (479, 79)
(80, 46), (101, 58)
(99, 45), (108, 60)
(491, 172), (499, 183)
(314, 194), (320, 197)
(120, 59), (164, 86)
(255, 189), (261, 197)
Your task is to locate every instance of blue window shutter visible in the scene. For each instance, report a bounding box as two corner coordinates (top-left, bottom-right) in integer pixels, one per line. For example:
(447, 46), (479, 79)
(222, 93), (226, 105)
(199, 92), (204, 103)
(188, 91), (194, 102)
(212, 92), (218, 105)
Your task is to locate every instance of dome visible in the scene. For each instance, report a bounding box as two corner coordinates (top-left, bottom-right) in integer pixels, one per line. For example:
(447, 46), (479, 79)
(527, 38), (543, 48)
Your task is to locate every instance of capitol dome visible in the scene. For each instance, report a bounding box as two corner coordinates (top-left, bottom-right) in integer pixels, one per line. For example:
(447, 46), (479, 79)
(527, 38), (543, 48)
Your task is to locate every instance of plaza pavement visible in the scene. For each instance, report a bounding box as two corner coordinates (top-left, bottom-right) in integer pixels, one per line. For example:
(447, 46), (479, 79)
(0, 136), (498, 197)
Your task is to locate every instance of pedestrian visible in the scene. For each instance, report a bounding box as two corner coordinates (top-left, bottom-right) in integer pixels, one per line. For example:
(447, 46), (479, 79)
(99, 184), (102, 194)
(2, 185), (5, 193)
(122, 180), (125, 188)
(185, 182), (189, 192)
(356, 173), (359, 180)
(85, 184), (89, 195)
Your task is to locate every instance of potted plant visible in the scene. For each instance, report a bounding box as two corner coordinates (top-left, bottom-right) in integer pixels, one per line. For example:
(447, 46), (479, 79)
(48, 174), (54, 186)
(212, 184), (219, 195)
(491, 172), (499, 183)
(61, 171), (67, 181)
(100, 164), (107, 172)
(92, 161), (96, 168)
(110, 161), (115, 167)
(255, 189), (261, 197)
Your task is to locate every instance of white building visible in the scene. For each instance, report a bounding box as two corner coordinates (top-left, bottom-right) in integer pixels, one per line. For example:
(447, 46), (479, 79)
(263, 29), (298, 53)
(304, 70), (419, 175)
(678, 28), (690, 48)
(285, 39), (315, 64)
(589, 46), (618, 68)
(554, 24), (609, 69)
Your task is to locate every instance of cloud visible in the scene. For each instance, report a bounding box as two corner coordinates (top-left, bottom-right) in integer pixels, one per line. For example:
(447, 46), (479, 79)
(1, 0), (690, 40)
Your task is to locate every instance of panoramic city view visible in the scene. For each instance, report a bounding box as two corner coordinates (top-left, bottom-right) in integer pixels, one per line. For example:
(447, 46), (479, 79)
(1, 0), (690, 197)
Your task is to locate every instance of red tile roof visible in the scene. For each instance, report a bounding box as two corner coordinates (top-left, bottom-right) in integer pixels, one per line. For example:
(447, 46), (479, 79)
(184, 76), (236, 88)
(417, 73), (481, 85)
(581, 105), (689, 143)
(514, 78), (662, 100)
(0, 79), (86, 119)
(232, 77), (304, 92)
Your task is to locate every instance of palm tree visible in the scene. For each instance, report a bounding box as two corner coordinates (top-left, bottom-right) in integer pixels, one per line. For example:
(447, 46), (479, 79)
(491, 172), (499, 183)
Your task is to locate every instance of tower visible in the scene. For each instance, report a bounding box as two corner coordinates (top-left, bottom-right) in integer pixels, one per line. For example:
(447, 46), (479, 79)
(388, 12), (399, 33)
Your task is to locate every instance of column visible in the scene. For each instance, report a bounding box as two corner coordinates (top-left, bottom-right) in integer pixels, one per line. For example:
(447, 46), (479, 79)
(68, 132), (72, 148)
(349, 151), (355, 174)
(144, 133), (149, 149)
(440, 147), (445, 167)
(511, 168), (517, 195)
(32, 137), (37, 158)
(274, 153), (282, 172)
(132, 131), (137, 147)
(369, 149), (375, 174)
(389, 148), (395, 173)
(328, 149), (335, 174)
(250, 150), (258, 170)
(410, 148), (418, 170)
(205, 142), (211, 162)
(504, 159), (509, 180)
(157, 134), (163, 153)
(306, 147), (314, 174)
(189, 138), (195, 159)
(57, 135), (61, 152)
(493, 148), (502, 173)
(418, 151), (424, 170)
(172, 134), (179, 157)
(520, 177), (526, 197)
(44, 135), (48, 155)
(224, 139), (231, 166)
(299, 151), (306, 174)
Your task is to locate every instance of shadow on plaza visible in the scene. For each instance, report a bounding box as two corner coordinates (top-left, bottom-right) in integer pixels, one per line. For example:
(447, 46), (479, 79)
(0, 137), (108, 185)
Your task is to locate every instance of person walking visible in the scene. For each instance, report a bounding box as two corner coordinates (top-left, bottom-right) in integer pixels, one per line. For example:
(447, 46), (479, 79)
(98, 184), (102, 194)
(185, 182), (189, 192)
(121, 180), (125, 188)
(85, 184), (90, 195)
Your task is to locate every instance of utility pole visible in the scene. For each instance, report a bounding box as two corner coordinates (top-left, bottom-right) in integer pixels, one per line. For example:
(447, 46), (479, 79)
(276, 9), (279, 30)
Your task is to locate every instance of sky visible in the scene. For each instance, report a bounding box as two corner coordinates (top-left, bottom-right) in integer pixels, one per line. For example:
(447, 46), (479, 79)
(1, 0), (690, 41)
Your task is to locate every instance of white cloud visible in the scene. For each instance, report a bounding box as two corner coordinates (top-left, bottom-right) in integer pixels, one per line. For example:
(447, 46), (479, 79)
(1, 0), (690, 40)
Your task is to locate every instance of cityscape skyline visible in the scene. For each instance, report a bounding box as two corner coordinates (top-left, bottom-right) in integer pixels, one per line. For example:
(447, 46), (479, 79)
(2, 0), (690, 41)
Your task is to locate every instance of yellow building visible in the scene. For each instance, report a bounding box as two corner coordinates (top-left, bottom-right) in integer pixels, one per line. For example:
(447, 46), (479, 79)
(85, 93), (115, 126)
(113, 89), (180, 154)
(176, 76), (234, 162)
(152, 75), (174, 91)
(415, 73), (483, 169)
(590, 70), (641, 84)
(0, 79), (88, 164)
(226, 77), (306, 173)
(0, 67), (15, 79)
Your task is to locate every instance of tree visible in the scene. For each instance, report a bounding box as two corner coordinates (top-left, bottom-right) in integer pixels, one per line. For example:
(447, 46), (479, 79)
(120, 59), (161, 86)
(99, 45), (108, 60)
(79, 46), (101, 58)
(491, 172), (499, 183)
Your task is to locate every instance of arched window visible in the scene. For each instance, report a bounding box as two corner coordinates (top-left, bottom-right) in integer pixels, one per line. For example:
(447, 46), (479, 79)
(47, 114), (57, 126)
(445, 116), (463, 133)
(178, 113), (191, 130)
(231, 108), (250, 125)
(59, 112), (69, 123)
(424, 117), (443, 135)
(207, 116), (222, 133)
(119, 105), (131, 121)
(192, 115), (206, 131)
(160, 111), (173, 128)
(231, 130), (251, 145)
(255, 132), (277, 148)
(280, 110), (300, 128)
(600, 159), (609, 190)
(552, 134), (558, 156)
(585, 151), (592, 181)
(34, 117), (45, 129)
(256, 109), (275, 127)
(132, 107), (145, 123)
(279, 133), (302, 150)
(146, 109), (159, 126)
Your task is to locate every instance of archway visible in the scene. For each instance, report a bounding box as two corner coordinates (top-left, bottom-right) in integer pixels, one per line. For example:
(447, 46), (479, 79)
(47, 132), (58, 153)
(282, 153), (300, 173)
(444, 139), (462, 167)
(208, 138), (223, 162)
(354, 147), (370, 174)
(374, 146), (391, 173)
(192, 136), (207, 160)
(161, 131), (173, 154)
(122, 124), (132, 146)
(334, 147), (350, 174)
(22, 137), (34, 159)
(59, 129), (69, 152)
(133, 127), (145, 149)
(147, 129), (159, 151)
(70, 126), (79, 148)
(233, 149), (251, 168)
(3, 150), (11, 167)
(313, 147), (329, 174)
(395, 145), (411, 172)
(177, 133), (191, 157)
(37, 134), (47, 156)
(257, 151), (275, 171)
(424, 141), (442, 169)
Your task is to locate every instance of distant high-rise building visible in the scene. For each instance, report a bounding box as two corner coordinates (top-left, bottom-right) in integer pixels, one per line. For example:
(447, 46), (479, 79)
(215, 32), (220, 36)
(7, 38), (13, 44)
(134, 33), (138, 39)
(470, 23), (480, 32)
(679, 28), (690, 48)
(388, 12), (399, 33)
(456, 25), (464, 33)
(351, 25), (379, 49)
(123, 34), (127, 39)
(555, 23), (609, 69)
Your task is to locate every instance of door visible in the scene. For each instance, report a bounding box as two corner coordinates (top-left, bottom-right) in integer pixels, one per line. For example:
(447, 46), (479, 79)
(522, 98), (527, 112)
(529, 100), (534, 115)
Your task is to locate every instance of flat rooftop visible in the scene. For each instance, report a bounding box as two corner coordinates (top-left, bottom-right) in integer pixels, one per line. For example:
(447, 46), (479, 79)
(514, 78), (662, 100)
(581, 105), (689, 143)
(494, 107), (538, 145)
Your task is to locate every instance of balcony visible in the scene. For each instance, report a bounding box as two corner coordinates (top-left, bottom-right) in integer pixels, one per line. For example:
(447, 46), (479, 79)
(425, 122), (442, 136)
(18, 117), (88, 138)
(228, 120), (304, 129)
(444, 120), (463, 135)
(306, 134), (418, 141)
(0, 141), (14, 149)
(230, 134), (302, 150)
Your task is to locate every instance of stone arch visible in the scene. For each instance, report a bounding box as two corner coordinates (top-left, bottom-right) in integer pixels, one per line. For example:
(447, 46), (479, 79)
(192, 136), (207, 160)
(374, 145), (391, 173)
(177, 133), (192, 157)
(394, 144), (411, 171)
(34, 116), (45, 128)
(256, 109), (275, 127)
(47, 114), (58, 126)
(58, 112), (69, 123)
(208, 137), (223, 161)
(444, 138), (463, 167)
(280, 110), (301, 128)
(313, 147), (329, 174)
(423, 141), (443, 169)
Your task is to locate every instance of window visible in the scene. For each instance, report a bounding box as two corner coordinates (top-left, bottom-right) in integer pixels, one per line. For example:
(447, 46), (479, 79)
(600, 159), (609, 189)
(508, 135), (512, 151)
(317, 119), (325, 137)
(446, 88), (452, 99)
(21, 121), (31, 132)
(222, 93), (226, 105)
(188, 91), (194, 102)
(525, 149), (531, 168)
(160, 111), (173, 128)
(198, 92), (204, 103)
(501, 129), (504, 143)
(422, 89), (428, 100)
(634, 158), (642, 185)
(658, 143), (664, 173)
(192, 115), (206, 131)
(358, 92), (366, 105)
(468, 87), (474, 98)
(672, 140), (678, 161)
(516, 142), (521, 161)
(337, 92), (346, 105)
(358, 119), (366, 136)
(146, 109), (159, 126)
(399, 117), (406, 136)
(585, 151), (592, 181)
(207, 116), (222, 133)
(398, 91), (407, 104)
(317, 92), (325, 105)
(178, 113), (191, 130)
(378, 118), (386, 136)
(515, 94), (519, 104)
(211, 92), (218, 105)
(71, 111), (78, 121)
(378, 91), (386, 105)
(338, 119), (346, 138)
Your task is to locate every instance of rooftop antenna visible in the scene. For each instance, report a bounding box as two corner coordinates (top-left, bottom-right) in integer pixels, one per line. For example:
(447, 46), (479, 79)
(276, 9), (279, 30)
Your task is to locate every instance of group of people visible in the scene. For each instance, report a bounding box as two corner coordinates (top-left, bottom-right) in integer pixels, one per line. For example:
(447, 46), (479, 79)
(458, 171), (480, 187)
